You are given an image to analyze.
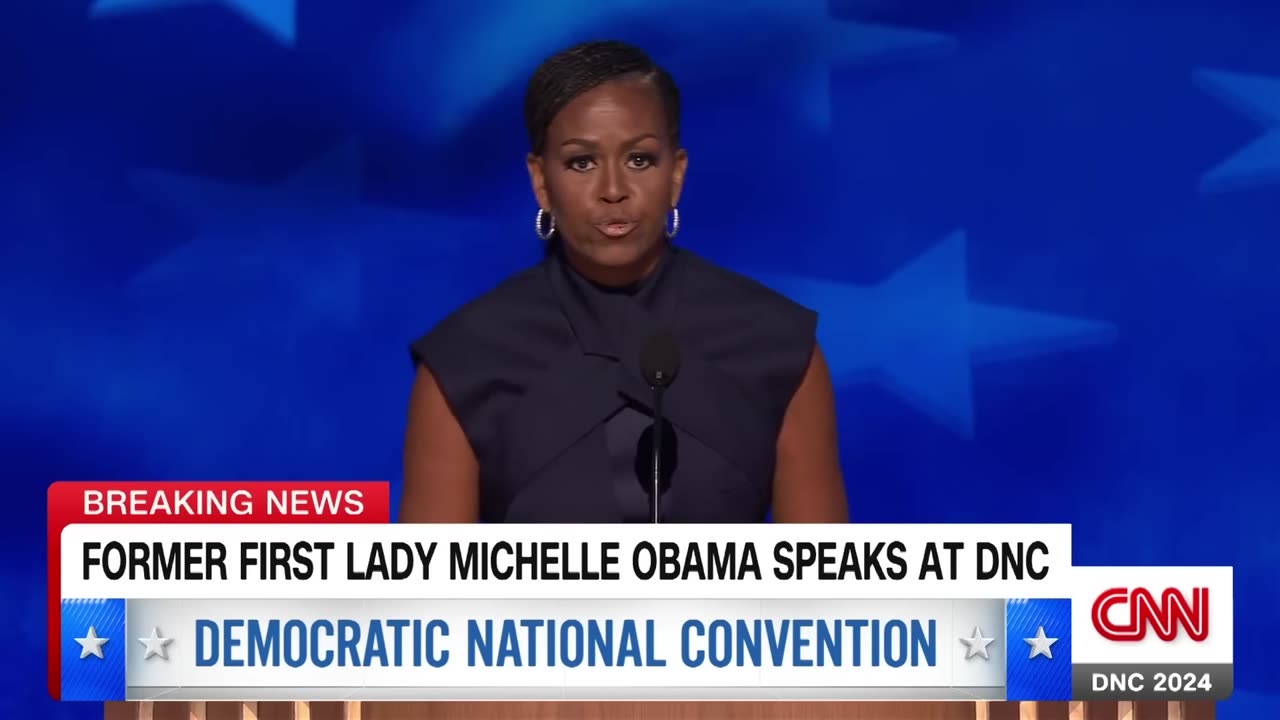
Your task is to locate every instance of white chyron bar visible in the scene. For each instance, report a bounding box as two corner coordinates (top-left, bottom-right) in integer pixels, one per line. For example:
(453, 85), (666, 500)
(53, 523), (1233, 702)
(63, 523), (1071, 599)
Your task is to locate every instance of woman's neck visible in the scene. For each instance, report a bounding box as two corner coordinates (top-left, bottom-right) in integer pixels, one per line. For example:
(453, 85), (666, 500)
(561, 242), (667, 290)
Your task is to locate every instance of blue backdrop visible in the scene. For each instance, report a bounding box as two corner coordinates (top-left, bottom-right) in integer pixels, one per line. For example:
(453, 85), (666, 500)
(3, 0), (1276, 716)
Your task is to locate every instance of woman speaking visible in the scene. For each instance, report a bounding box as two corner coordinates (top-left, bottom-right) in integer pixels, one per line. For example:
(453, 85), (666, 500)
(400, 41), (847, 524)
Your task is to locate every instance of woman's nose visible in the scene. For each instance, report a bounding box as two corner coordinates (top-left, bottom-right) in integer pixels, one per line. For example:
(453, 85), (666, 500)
(597, 162), (629, 204)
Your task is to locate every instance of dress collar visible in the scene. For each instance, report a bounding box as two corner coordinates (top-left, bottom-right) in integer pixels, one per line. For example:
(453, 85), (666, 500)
(547, 244), (684, 360)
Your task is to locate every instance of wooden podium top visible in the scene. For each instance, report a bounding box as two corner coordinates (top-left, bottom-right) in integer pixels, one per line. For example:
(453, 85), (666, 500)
(106, 700), (1214, 720)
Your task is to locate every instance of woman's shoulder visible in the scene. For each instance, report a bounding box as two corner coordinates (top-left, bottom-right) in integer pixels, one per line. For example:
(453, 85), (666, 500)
(441, 263), (547, 323)
(410, 262), (559, 364)
(673, 249), (819, 418)
(675, 248), (818, 335)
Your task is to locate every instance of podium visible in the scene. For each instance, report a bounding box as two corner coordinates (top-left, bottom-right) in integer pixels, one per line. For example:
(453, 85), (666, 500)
(105, 700), (1214, 719)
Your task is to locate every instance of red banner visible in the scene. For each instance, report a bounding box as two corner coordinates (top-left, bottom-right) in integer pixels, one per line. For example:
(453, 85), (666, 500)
(47, 480), (390, 699)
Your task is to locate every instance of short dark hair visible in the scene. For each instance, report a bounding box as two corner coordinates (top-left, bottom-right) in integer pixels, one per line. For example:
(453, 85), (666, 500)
(523, 40), (681, 156)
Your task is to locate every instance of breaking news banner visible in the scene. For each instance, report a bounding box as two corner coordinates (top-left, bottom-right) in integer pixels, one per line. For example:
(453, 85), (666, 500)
(47, 482), (1233, 704)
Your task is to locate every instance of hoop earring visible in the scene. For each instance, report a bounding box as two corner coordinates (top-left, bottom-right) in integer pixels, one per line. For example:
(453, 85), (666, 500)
(665, 207), (680, 239)
(535, 208), (556, 240)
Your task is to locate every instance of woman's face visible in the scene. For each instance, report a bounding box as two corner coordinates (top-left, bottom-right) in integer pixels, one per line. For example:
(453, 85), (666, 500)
(527, 77), (687, 285)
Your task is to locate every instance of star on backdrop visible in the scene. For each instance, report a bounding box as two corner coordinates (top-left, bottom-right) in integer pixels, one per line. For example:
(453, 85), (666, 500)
(82, 140), (527, 475)
(89, 0), (295, 46)
(959, 626), (995, 660)
(746, 231), (1117, 437)
(1194, 68), (1280, 191)
(74, 626), (109, 660)
(378, 0), (955, 135)
(126, 144), (363, 329)
(124, 141), (519, 332)
(660, 3), (957, 130)
(1024, 626), (1057, 659)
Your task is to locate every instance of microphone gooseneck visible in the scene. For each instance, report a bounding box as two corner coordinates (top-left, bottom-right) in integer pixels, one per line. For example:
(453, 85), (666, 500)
(639, 332), (680, 523)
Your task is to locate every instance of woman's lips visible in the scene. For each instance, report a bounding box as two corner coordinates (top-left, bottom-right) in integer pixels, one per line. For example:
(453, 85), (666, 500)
(595, 221), (637, 238)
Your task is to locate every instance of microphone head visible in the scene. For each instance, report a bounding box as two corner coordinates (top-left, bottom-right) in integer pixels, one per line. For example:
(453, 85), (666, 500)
(639, 332), (680, 388)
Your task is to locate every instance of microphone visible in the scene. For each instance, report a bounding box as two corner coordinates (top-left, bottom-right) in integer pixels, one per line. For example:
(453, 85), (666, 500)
(639, 332), (680, 523)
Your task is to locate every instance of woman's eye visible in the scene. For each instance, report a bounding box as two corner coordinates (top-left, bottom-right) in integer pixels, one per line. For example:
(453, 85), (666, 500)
(628, 154), (656, 169)
(567, 156), (596, 171)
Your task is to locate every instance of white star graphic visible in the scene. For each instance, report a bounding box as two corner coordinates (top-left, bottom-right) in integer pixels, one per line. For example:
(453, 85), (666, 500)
(138, 627), (173, 660)
(75, 626), (109, 660)
(1024, 626), (1058, 659)
(959, 625), (995, 660)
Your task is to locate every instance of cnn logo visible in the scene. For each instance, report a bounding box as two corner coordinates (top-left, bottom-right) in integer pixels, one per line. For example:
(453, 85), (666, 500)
(1091, 587), (1209, 642)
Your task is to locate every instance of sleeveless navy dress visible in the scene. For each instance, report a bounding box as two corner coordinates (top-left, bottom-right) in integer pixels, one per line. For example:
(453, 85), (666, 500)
(409, 244), (817, 523)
